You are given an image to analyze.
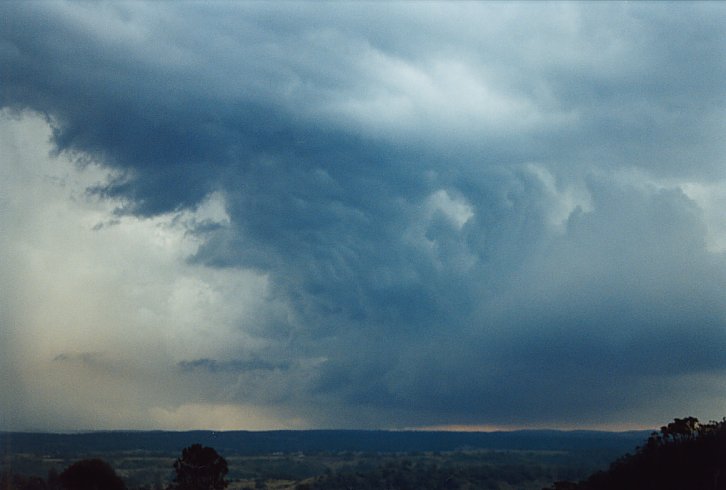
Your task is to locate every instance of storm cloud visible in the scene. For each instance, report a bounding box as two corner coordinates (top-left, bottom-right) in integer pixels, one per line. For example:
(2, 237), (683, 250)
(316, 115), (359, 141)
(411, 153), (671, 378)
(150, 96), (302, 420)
(2, 1), (726, 430)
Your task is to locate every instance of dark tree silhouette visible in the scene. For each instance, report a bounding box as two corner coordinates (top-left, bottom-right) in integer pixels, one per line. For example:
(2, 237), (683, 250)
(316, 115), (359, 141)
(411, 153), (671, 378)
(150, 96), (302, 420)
(169, 444), (228, 490)
(58, 459), (126, 490)
(543, 416), (726, 490)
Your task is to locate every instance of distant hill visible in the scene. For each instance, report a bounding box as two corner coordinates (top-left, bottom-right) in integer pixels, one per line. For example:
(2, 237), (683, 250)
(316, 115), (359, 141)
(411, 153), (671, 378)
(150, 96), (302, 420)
(0, 429), (649, 457)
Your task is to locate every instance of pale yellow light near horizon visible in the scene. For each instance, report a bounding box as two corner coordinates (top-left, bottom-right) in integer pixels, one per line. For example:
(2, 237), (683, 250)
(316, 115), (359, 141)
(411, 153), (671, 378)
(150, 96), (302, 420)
(0, 111), (282, 431)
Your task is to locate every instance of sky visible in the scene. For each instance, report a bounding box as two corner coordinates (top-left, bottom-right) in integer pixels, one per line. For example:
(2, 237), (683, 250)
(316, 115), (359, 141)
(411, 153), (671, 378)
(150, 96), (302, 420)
(2, 1), (726, 432)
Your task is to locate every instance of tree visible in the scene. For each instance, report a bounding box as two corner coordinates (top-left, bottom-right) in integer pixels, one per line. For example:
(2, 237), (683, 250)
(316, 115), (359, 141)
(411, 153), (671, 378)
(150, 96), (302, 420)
(58, 459), (126, 490)
(543, 416), (726, 490)
(169, 444), (228, 490)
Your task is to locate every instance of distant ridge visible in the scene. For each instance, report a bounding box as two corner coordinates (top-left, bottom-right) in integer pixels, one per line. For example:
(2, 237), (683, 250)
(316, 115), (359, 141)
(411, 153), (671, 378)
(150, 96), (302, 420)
(0, 429), (650, 456)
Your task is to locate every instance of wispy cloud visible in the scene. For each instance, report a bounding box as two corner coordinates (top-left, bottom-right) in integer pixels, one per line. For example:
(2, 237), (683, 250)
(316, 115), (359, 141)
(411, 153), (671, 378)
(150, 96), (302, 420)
(178, 358), (290, 373)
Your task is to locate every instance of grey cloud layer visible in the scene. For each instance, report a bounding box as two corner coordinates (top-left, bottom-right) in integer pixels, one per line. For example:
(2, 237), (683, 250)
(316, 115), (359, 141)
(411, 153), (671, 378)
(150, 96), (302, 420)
(3, 2), (726, 427)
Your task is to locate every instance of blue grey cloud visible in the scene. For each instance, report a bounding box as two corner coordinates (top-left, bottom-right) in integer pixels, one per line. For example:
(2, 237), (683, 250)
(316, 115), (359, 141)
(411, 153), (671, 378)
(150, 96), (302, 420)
(3, 1), (726, 429)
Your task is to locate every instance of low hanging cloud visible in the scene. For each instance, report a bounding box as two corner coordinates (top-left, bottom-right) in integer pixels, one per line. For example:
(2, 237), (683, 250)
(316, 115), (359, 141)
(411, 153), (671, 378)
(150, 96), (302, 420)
(2, 2), (726, 430)
(178, 358), (291, 374)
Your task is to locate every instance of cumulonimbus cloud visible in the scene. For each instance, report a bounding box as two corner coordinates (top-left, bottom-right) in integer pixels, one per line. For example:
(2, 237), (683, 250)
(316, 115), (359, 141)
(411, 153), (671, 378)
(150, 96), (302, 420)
(2, 1), (726, 430)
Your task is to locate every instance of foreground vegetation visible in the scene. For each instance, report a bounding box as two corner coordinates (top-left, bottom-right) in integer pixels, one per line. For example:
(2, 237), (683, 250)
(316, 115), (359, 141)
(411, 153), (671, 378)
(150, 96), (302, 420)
(545, 417), (726, 490)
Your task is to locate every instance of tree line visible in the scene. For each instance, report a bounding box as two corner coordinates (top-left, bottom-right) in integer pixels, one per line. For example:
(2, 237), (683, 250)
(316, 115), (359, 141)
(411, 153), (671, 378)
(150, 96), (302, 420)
(5, 416), (726, 489)
(1, 443), (227, 490)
